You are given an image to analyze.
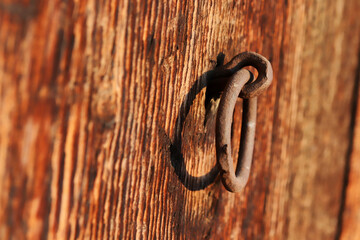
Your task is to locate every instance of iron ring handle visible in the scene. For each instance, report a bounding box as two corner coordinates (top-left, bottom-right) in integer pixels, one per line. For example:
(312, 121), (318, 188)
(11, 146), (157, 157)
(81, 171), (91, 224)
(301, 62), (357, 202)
(215, 53), (273, 192)
(213, 51), (273, 98)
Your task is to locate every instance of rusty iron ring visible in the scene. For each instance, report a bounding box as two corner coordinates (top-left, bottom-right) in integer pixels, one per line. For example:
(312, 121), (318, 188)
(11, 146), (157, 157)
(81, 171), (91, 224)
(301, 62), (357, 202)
(216, 53), (273, 192)
(214, 51), (273, 98)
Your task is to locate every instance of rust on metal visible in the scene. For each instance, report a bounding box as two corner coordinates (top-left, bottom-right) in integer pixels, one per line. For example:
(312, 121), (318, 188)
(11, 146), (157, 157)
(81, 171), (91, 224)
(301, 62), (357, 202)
(216, 52), (273, 192)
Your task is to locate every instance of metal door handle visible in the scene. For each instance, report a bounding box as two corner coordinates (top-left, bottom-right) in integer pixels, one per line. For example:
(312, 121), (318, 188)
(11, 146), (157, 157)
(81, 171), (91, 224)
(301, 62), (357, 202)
(216, 52), (273, 192)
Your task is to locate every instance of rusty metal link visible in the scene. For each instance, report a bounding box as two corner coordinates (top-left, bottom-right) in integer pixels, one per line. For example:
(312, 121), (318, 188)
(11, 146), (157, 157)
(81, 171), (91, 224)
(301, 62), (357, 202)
(216, 52), (273, 192)
(221, 51), (273, 98)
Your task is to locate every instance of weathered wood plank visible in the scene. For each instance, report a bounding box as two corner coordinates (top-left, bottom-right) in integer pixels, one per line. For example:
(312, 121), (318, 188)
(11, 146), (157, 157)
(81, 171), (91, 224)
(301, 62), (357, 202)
(0, 0), (359, 239)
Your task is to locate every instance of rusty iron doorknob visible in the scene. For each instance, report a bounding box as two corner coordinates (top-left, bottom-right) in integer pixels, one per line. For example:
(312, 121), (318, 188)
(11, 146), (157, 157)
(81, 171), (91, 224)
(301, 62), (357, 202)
(216, 52), (273, 192)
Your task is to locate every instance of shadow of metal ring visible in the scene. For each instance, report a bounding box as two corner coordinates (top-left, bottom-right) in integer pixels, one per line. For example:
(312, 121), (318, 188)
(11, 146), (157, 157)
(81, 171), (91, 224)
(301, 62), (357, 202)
(170, 73), (220, 191)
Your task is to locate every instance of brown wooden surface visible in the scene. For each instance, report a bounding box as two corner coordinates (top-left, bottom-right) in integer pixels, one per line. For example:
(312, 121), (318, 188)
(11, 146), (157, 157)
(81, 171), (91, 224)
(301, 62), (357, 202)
(1, 0), (360, 239)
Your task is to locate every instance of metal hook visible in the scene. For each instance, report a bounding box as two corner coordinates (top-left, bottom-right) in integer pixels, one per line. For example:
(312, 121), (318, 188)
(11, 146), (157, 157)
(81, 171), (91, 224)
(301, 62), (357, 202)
(216, 52), (273, 192)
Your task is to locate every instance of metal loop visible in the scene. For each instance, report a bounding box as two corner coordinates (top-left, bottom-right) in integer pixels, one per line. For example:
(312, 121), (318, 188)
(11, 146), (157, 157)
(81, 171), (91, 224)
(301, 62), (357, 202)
(221, 51), (273, 98)
(216, 53), (273, 192)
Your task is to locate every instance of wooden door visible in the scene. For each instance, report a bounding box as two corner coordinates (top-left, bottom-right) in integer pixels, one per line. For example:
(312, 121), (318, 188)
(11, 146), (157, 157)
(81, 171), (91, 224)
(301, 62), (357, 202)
(1, 0), (360, 239)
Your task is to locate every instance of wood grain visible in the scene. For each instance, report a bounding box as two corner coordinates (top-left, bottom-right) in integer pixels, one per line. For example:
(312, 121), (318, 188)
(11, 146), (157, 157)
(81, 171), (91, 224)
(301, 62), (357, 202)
(0, 0), (359, 239)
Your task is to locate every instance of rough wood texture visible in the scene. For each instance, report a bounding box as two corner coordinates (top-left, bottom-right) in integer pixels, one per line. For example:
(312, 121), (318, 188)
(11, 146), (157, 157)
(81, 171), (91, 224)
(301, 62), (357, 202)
(0, 0), (360, 239)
